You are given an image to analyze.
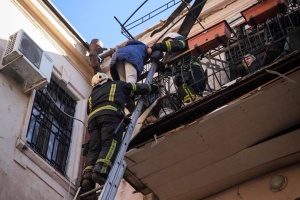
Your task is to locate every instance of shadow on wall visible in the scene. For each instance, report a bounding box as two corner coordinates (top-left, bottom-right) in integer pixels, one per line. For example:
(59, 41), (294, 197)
(0, 39), (7, 60)
(0, 38), (25, 86)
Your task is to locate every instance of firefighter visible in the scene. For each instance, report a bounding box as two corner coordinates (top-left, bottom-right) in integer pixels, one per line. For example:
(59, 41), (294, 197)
(147, 32), (207, 103)
(81, 72), (158, 191)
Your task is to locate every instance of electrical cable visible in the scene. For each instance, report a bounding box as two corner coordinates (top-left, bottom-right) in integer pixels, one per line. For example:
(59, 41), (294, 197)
(45, 90), (87, 128)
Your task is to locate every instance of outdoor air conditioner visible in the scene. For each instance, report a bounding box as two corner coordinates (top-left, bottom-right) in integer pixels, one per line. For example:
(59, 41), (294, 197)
(1, 29), (53, 93)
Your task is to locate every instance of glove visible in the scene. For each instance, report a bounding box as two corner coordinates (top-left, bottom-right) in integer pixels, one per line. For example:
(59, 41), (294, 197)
(150, 84), (159, 94)
(150, 50), (163, 61)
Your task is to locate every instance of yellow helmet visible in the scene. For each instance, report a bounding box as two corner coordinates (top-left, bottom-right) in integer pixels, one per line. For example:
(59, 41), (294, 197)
(91, 72), (111, 87)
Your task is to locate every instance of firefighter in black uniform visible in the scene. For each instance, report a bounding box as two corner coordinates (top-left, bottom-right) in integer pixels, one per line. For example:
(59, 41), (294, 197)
(81, 72), (158, 191)
(147, 32), (207, 103)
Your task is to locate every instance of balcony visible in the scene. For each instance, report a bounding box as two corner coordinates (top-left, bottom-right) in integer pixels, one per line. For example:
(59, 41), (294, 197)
(124, 3), (300, 200)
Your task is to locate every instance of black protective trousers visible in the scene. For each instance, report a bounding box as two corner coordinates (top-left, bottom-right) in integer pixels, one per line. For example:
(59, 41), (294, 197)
(85, 114), (124, 176)
(175, 63), (206, 102)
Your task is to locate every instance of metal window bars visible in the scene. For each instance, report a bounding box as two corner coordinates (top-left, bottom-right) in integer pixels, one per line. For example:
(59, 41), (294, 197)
(26, 79), (76, 175)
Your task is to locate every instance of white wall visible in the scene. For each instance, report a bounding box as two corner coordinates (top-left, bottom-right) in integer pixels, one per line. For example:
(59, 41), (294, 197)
(204, 163), (300, 200)
(0, 0), (91, 199)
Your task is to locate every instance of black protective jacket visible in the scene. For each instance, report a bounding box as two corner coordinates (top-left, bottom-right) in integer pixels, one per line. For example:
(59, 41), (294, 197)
(150, 35), (190, 64)
(87, 81), (155, 123)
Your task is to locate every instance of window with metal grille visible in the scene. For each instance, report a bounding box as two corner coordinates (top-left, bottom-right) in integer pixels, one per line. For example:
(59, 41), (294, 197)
(26, 79), (76, 175)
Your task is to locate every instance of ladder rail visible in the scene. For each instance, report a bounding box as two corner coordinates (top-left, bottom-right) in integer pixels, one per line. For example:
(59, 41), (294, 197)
(98, 61), (158, 200)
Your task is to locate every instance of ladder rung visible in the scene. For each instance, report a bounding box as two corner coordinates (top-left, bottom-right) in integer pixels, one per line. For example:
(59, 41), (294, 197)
(79, 185), (103, 199)
(98, 61), (158, 200)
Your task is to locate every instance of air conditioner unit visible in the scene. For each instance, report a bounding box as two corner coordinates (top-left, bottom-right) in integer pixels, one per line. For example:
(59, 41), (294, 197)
(1, 29), (53, 93)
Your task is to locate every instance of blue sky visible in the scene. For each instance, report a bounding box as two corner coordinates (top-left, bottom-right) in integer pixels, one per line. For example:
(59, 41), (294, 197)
(50, 0), (185, 50)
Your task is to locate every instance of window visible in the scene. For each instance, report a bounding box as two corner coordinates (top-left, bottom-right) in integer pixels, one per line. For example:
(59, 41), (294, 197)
(26, 79), (76, 175)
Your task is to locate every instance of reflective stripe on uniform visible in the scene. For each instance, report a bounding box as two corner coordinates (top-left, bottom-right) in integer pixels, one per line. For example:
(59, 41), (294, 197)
(130, 82), (137, 97)
(88, 96), (92, 113)
(182, 84), (195, 103)
(88, 105), (118, 120)
(165, 41), (172, 52)
(109, 84), (116, 101)
(95, 158), (112, 174)
(83, 165), (94, 172)
(179, 40), (186, 48)
(96, 139), (117, 173)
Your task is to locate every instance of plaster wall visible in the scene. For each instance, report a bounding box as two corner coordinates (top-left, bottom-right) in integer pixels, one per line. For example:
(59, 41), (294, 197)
(204, 162), (300, 200)
(115, 163), (300, 200)
(0, 0), (91, 199)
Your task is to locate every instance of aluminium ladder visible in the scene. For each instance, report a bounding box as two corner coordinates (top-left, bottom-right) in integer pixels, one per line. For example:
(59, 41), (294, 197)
(75, 61), (157, 200)
(95, 61), (158, 200)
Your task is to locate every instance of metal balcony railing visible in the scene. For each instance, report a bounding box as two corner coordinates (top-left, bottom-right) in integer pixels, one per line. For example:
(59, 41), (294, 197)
(138, 5), (300, 124)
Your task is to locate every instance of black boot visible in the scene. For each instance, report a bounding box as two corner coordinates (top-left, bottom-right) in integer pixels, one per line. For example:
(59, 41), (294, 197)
(81, 170), (95, 192)
(91, 172), (106, 186)
(92, 163), (107, 185)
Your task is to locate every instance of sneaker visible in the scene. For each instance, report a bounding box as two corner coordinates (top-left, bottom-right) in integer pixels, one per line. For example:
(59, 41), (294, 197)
(92, 172), (106, 185)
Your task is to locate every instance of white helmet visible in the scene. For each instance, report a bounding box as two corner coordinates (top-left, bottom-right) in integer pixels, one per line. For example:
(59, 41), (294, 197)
(162, 32), (182, 41)
(91, 72), (111, 87)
